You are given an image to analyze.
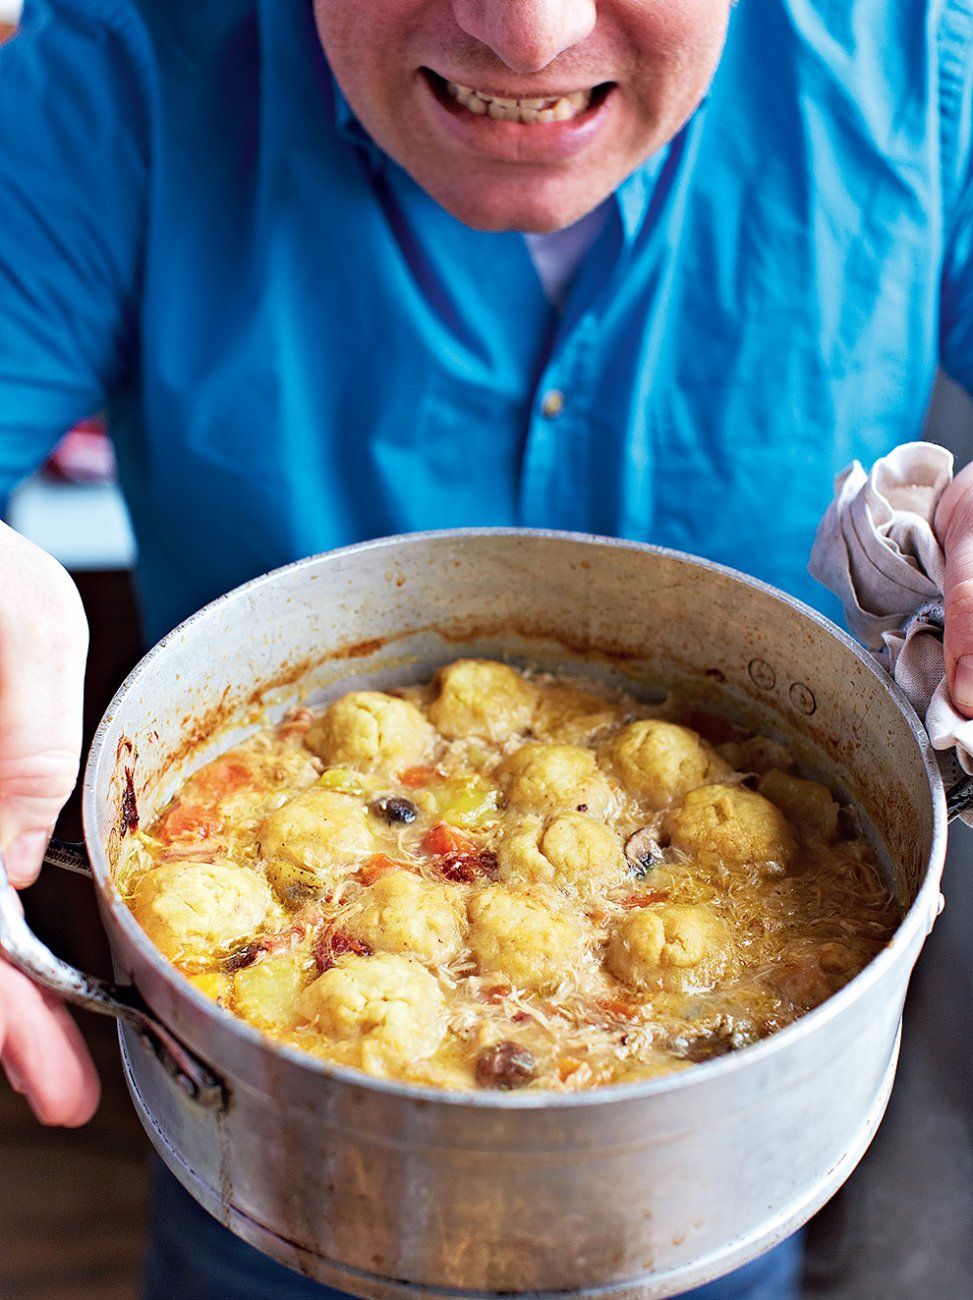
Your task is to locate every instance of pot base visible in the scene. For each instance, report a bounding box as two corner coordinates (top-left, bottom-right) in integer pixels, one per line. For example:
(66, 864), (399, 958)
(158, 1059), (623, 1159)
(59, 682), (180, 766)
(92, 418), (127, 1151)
(121, 1024), (901, 1300)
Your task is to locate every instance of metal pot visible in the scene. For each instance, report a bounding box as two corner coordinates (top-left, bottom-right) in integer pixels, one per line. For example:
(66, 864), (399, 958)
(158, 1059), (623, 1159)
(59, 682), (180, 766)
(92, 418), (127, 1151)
(0, 530), (960, 1299)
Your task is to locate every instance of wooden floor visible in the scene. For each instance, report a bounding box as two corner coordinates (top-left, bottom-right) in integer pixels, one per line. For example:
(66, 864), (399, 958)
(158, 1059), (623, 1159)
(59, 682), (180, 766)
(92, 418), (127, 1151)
(0, 569), (970, 1300)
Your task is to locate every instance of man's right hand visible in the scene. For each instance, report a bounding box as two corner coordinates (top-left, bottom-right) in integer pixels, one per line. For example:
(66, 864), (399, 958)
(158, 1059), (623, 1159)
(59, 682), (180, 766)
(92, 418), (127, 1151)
(0, 521), (100, 1125)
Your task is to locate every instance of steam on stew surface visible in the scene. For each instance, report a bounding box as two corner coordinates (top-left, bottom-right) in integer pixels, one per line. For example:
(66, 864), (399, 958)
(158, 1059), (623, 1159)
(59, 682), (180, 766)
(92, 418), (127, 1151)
(115, 660), (898, 1092)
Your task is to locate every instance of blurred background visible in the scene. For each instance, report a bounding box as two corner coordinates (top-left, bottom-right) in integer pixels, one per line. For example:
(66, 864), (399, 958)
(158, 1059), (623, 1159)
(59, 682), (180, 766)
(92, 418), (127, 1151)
(0, 4), (970, 1298)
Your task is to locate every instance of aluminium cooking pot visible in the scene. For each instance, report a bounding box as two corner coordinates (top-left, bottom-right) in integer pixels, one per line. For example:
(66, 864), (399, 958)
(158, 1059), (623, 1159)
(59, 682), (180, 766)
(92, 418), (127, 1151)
(0, 530), (963, 1299)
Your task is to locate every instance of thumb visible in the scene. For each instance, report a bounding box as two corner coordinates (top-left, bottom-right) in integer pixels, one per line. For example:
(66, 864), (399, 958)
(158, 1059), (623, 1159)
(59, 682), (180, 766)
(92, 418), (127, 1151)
(935, 462), (973, 719)
(0, 524), (88, 884)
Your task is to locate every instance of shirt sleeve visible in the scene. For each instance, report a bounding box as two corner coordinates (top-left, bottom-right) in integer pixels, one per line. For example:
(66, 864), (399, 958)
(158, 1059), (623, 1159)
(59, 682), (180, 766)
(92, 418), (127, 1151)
(0, 0), (150, 492)
(938, 4), (973, 394)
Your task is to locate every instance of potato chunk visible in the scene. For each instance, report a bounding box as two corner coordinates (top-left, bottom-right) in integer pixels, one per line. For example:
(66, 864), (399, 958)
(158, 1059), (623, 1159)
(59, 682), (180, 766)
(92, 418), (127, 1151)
(428, 659), (537, 742)
(299, 953), (446, 1066)
(497, 743), (613, 818)
(346, 870), (465, 965)
(234, 940), (315, 1031)
(665, 783), (798, 871)
(259, 788), (374, 894)
(603, 720), (728, 809)
(757, 769), (840, 843)
(304, 691), (435, 777)
(498, 813), (625, 896)
(131, 860), (273, 967)
(607, 904), (729, 993)
(468, 884), (592, 992)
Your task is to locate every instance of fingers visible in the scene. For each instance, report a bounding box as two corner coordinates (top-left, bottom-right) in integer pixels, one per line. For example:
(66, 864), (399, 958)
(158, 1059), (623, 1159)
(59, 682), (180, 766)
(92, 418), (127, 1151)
(936, 463), (973, 719)
(0, 522), (89, 884)
(0, 958), (100, 1126)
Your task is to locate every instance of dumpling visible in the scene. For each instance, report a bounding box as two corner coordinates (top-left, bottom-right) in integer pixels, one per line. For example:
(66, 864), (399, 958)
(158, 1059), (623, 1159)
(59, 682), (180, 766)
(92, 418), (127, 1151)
(427, 659), (537, 742)
(299, 953), (446, 1069)
(258, 787), (374, 894)
(304, 691), (435, 777)
(345, 870), (465, 965)
(602, 720), (728, 809)
(467, 884), (592, 993)
(606, 903), (729, 993)
(497, 743), (613, 818)
(531, 681), (620, 745)
(498, 813), (625, 896)
(131, 860), (273, 967)
(665, 783), (798, 871)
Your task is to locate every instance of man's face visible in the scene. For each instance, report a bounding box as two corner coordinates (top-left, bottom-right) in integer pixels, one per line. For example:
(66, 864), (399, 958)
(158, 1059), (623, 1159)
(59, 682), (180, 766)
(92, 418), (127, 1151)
(313, 1), (731, 233)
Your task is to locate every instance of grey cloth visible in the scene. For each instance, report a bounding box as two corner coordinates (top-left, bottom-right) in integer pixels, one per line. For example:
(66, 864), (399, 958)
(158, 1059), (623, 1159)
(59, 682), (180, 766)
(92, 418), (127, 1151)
(809, 441), (973, 817)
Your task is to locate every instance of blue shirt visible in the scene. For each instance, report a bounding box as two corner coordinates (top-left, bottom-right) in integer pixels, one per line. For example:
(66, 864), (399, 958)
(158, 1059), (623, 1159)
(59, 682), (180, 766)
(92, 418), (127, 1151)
(2, 0), (973, 642)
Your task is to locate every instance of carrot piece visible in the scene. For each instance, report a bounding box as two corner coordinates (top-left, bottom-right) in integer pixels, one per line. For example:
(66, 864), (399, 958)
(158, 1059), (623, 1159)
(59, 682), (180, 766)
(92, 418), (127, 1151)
(192, 758), (251, 800)
(400, 765), (442, 788)
(158, 801), (223, 843)
(423, 821), (474, 856)
(357, 854), (414, 885)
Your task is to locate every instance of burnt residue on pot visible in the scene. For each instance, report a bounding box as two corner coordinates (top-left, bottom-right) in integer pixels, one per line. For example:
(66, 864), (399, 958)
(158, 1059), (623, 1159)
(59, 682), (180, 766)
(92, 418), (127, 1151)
(115, 737), (139, 837)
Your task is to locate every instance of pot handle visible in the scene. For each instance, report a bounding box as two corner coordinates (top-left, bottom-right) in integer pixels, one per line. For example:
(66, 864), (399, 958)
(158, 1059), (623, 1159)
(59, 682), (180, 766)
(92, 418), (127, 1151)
(945, 774), (973, 822)
(0, 839), (226, 1111)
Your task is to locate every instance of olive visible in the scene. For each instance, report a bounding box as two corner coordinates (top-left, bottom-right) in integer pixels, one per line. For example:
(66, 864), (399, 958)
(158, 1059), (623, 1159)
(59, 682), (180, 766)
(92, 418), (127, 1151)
(371, 796), (418, 824)
(475, 1041), (536, 1090)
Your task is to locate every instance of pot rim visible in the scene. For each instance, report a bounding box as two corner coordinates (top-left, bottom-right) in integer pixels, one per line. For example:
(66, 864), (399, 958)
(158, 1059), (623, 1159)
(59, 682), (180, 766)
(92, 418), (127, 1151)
(82, 527), (948, 1111)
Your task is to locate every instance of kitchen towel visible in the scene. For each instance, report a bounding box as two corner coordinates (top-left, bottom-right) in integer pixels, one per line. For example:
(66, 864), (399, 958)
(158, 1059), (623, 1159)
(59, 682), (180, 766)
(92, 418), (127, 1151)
(809, 440), (973, 821)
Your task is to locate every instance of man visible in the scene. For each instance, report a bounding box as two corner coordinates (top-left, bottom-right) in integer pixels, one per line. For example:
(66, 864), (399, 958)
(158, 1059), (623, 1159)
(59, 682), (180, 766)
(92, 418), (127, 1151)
(1, 0), (973, 1296)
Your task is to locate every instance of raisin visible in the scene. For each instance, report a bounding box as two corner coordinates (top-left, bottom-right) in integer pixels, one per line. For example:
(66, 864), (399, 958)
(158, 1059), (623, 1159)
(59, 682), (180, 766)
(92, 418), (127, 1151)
(435, 848), (498, 883)
(220, 943), (262, 972)
(314, 929), (372, 972)
(475, 1041), (536, 1090)
(371, 796), (418, 824)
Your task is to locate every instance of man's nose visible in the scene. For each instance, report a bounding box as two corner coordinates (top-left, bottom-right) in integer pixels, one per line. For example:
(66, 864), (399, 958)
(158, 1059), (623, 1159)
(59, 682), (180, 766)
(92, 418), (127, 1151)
(451, 0), (597, 74)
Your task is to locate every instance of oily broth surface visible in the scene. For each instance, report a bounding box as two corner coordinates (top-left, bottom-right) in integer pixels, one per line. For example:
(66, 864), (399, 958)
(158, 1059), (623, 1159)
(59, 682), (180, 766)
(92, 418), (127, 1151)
(115, 661), (899, 1092)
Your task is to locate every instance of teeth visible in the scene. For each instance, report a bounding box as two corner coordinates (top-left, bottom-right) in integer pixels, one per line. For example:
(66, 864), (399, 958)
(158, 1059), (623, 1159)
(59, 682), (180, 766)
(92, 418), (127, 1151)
(445, 79), (593, 124)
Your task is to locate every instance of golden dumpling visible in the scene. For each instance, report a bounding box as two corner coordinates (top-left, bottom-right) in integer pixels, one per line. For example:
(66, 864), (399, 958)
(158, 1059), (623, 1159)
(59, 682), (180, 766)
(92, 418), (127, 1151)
(345, 870), (465, 965)
(607, 904), (729, 993)
(665, 783), (798, 871)
(498, 813), (626, 896)
(757, 769), (840, 843)
(299, 953), (446, 1067)
(602, 720), (728, 809)
(304, 691), (435, 777)
(427, 659), (537, 742)
(497, 743), (613, 818)
(468, 884), (592, 993)
(259, 787), (374, 894)
(529, 681), (620, 745)
(131, 860), (274, 967)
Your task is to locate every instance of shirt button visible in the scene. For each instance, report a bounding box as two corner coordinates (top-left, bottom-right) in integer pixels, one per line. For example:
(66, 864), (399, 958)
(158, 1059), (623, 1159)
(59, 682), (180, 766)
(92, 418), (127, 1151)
(541, 389), (565, 418)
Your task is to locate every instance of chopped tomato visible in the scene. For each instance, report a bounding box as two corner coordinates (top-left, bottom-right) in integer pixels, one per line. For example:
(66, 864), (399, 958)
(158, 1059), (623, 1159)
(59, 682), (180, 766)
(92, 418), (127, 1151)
(423, 821), (474, 856)
(158, 801), (223, 843)
(399, 765), (442, 788)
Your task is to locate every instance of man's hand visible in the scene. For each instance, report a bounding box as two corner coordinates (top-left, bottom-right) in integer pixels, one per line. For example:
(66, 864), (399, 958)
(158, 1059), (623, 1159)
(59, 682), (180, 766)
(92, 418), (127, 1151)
(936, 461), (973, 721)
(0, 522), (99, 1124)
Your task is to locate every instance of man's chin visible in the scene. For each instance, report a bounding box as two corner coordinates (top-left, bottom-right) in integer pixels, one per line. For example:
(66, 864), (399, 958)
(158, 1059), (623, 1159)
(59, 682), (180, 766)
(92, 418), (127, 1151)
(418, 172), (617, 234)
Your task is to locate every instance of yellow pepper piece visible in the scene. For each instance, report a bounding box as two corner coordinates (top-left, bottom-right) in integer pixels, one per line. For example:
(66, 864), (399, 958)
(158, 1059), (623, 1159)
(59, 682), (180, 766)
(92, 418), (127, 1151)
(317, 767), (366, 797)
(433, 775), (499, 828)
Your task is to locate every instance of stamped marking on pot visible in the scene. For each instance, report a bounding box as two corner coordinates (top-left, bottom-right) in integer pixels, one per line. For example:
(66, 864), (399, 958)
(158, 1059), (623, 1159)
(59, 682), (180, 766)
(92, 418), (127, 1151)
(748, 658), (776, 691)
(788, 681), (817, 715)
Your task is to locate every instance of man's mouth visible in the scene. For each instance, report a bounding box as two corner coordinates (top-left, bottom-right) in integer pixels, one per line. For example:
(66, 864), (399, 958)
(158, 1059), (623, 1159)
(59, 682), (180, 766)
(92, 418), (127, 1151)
(424, 70), (613, 126)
